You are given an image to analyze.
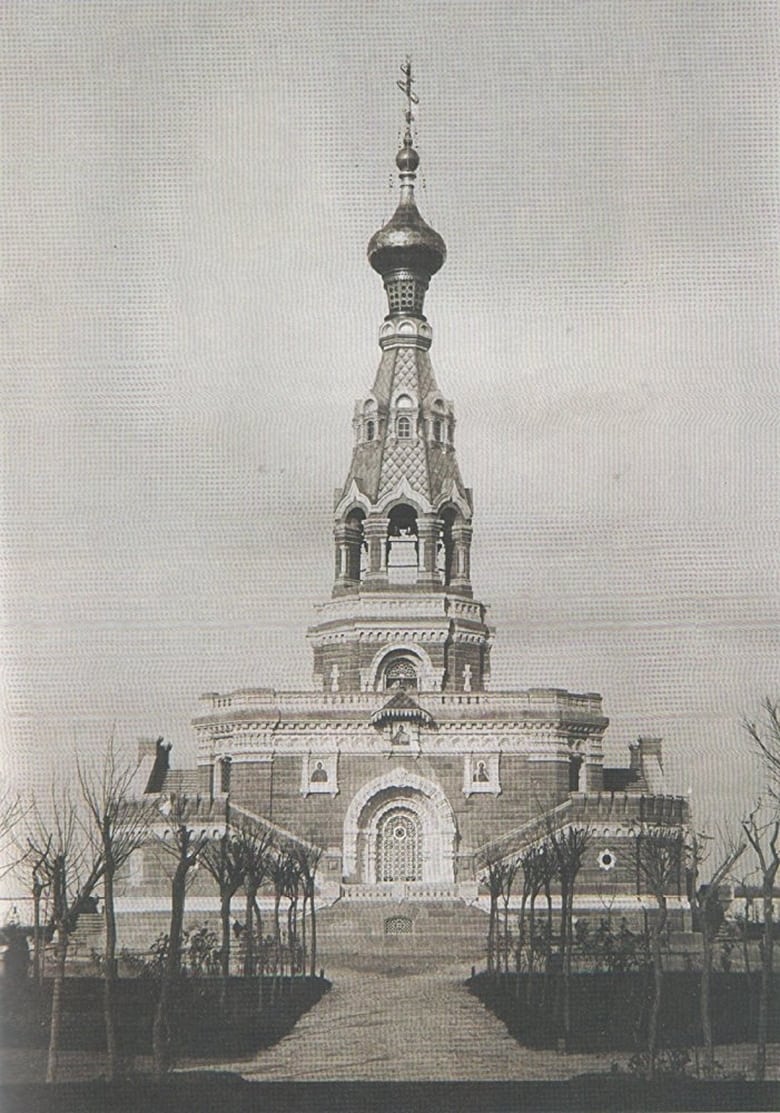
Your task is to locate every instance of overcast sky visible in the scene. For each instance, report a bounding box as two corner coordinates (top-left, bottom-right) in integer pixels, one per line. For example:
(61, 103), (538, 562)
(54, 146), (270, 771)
(1, 1), (778, 841)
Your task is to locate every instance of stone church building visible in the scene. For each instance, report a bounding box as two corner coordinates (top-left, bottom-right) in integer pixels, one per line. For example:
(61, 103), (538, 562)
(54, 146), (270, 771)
(124, 83), (688, 955)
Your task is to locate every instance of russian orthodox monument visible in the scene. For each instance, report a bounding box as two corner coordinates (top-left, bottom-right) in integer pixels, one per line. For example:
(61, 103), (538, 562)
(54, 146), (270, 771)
(126, 67), (688, 956)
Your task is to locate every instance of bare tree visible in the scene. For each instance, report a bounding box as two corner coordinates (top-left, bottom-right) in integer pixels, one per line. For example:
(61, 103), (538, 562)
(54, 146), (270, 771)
(741, 803), (779, 1082)
(499, 856), (520, 974)
(267, 846), (296, 979)
(0, 787), (27, 881)
(291, 843), (323, 977)
(285, 857), (301, 972)
(152, 795), (209, 1078)
(744, 698), (780, 796)
(517, 841), (555, 977)
(483, 856), (509, 974)
(741, 698), (780, 1081)
(689, 832), (745, 1077)
(548, 824), (590, 1045)
(25, 794), (105, 1083)
(21, 840), (52, 986)
(232, 821), (274, 977)
(633, 826), (685, 1079)
(201, 829), (248, 1001)
(77, 744), (155, 1081)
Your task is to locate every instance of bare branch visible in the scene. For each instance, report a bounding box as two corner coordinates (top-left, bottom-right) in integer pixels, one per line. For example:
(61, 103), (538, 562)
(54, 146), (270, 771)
(743, 698), (780, 797)
(77, 741), (156, 870)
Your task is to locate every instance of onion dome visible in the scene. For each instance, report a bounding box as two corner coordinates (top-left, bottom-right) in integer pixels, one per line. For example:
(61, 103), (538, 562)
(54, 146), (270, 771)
(368, 131), (446, 320)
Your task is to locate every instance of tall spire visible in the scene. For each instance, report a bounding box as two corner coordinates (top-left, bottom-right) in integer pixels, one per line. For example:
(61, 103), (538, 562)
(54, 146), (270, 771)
(308, 63), (491, 697)
(367, 61), (446, 323)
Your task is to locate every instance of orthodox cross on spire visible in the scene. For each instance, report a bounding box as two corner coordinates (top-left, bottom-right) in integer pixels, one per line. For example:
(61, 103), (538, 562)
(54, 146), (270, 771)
(396, 58), (419, 142)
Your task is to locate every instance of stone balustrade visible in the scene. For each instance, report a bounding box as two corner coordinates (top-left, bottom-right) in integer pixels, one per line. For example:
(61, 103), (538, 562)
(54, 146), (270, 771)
(340, 880), (478, 903)
(198, 687), (605, 718)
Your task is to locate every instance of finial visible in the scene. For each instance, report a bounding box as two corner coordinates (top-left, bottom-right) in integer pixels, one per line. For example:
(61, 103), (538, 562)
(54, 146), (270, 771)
(395, 59), (420, 174)
(396, 58), (419, 146)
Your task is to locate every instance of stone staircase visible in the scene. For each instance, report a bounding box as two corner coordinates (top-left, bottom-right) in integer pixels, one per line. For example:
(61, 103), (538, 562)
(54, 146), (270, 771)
(67, 912), (104, 963)
(316, 895), (488, 970)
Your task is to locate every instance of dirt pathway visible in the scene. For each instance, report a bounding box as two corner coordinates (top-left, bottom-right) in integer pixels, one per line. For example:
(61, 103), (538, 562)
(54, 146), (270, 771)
(195, 965), (620, 1081)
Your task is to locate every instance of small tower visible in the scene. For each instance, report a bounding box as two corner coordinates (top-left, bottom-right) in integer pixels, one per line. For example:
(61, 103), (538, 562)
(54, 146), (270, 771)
(309, 63), (492, 695)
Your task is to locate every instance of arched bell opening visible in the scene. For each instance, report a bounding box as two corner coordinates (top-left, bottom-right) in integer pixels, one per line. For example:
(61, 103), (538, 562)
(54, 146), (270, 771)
(436, 505), (458, 587)
(345, 508), (366, 583)
(386, 503), (418, 585)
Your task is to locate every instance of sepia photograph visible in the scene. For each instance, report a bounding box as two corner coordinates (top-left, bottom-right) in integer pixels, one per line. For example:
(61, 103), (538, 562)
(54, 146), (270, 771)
(1, 3), (778, 1110)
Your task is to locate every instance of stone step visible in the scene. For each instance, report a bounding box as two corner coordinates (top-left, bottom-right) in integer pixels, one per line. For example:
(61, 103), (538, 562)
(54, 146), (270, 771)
(316, 899), (488, 967)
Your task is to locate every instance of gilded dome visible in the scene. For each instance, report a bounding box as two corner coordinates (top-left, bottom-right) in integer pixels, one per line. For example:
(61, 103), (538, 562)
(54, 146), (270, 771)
(368, 139), (446, 280)
(367, 196), (447, 280)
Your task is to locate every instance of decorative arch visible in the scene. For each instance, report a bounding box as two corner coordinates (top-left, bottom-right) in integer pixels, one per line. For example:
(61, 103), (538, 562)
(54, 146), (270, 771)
(342, 767), (457, 882)
(376, 476), (434, 516)
(365, 642), (438, 692)
(334, 480), (372, 521)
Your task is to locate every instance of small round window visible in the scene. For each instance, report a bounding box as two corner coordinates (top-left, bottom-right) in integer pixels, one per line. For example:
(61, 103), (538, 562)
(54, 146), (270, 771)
(598, 849), (617, 872)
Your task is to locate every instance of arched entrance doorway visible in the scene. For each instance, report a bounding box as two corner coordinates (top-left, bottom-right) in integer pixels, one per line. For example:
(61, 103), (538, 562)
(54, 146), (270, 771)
(376, 808), (422, 882)
(342, 768), (457, 884)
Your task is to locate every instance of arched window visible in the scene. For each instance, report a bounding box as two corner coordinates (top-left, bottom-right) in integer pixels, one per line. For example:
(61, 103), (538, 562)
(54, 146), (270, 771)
(219, 757), (231, 795)
(381, 650), (420, 691)
(366, 419), (375, 441)
(384, 658), (418, 690)
(432, 419), (442, 443)
(396, 394), (414, 439)
(569, 755), (584, 792)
